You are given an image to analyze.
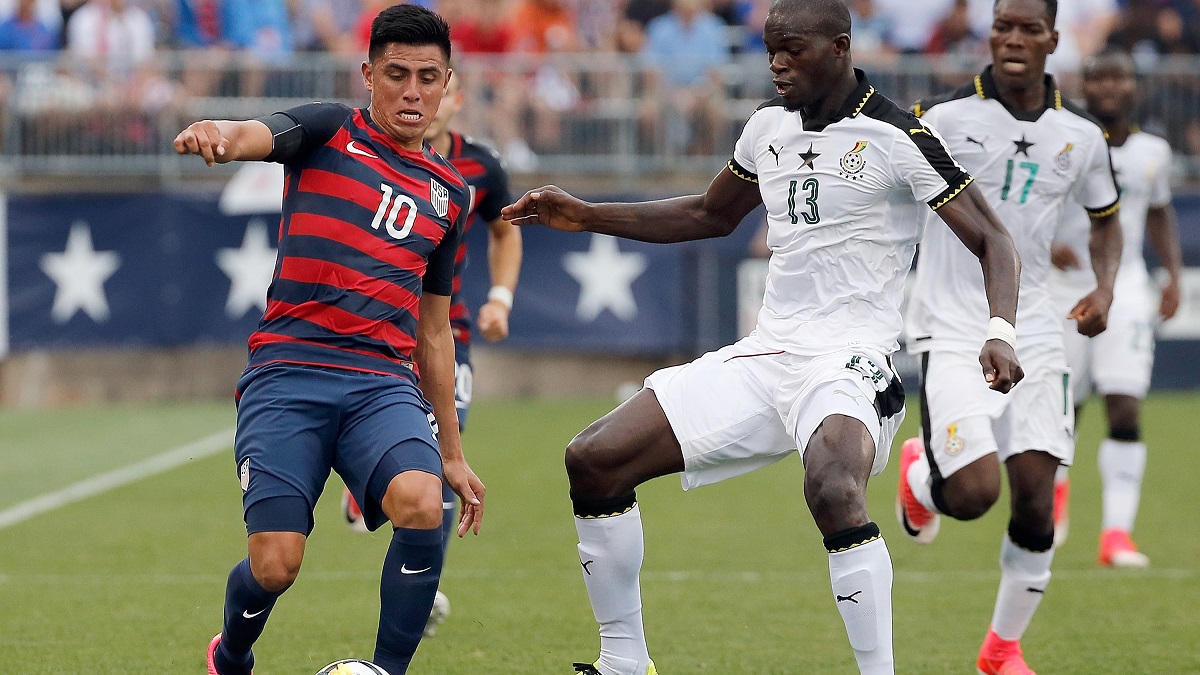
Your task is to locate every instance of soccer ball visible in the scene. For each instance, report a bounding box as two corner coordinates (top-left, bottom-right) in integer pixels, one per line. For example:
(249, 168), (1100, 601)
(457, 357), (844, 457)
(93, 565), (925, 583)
(316, 659), (390, 675)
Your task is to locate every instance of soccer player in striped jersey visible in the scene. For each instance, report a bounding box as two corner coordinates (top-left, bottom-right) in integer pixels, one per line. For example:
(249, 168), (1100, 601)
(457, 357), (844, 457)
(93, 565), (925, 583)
(1049, 51), (1182, 567)
(341, 69), (522, 638)
(174, 6), (485, 674)
(505, 1), (1022, 672)
(896, 1), (1123, 672)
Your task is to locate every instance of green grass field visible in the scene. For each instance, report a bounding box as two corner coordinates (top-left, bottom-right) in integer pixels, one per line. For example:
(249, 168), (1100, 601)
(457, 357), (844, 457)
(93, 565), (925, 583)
(1, 394), (1198, 674)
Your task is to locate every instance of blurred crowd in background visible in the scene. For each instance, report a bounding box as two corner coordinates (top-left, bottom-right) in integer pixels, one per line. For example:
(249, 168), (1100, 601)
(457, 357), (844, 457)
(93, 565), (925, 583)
(7, 0), (1200, 172)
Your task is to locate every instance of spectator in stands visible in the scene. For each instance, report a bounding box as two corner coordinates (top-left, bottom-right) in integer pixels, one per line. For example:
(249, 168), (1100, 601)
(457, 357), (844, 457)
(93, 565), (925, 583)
(511, 0), (576, 53)
(0, 0), (59, 51)
(224, 0), (292, 96)
(616, 0), (670, 52)
(175, 0), (231, 96)
(575, 0), (619, 52)
(848, 0), (892, 61)
(640, 0), (729, 156)
(874, 0), (953, 53)
(293, 0), (362, 55)
(0, 0), (62, 34)
(926, 0), (982, 56)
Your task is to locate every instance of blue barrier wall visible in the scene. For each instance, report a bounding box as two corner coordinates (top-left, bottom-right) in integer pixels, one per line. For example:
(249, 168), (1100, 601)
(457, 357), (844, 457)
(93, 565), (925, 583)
(7, 191), (1200, 389)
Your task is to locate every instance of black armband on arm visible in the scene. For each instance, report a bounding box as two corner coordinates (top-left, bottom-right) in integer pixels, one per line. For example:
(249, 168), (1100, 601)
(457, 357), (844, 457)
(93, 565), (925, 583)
(256, 101), (352, 164)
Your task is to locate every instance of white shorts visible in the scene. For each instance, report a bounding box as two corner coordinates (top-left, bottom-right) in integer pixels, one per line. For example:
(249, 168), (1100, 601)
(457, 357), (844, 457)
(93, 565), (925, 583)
(644, 334), (905, 491)
(919, 344), (1075, 479)
(1062, 283), (1156, 400)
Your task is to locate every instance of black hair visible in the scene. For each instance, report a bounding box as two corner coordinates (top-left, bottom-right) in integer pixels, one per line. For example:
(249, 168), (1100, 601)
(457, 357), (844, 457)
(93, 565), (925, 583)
(769, 0), (852, 38)
(1082, 48), (1136, 78)
(994, 0), (1057, 28)
(369, 4), (452, 63)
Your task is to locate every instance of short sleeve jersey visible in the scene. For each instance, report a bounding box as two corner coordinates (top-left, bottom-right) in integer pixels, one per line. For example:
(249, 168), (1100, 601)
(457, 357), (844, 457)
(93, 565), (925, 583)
(246, 102), (471, 382)
(731, 69), (973, 356)
(441, 131), (513, 342)
(1055, 129), (1172, 293)
(905, 67), (1121, 353)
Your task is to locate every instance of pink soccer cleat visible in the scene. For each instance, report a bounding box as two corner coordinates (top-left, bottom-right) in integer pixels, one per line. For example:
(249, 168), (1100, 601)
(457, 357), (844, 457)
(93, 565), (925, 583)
(341, 487), (368, 533)
(895, 437), (940, 544)
(1052, 477), (1069, 547)
(1098, 528), (1150, 568)
(976, 628), (1036, 675)
(207, 634), (252, 675)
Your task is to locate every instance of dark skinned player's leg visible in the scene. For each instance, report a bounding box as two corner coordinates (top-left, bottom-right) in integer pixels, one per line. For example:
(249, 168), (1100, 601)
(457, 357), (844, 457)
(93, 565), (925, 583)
(804, 414), (894, 674)
(565, 389), (684, 675)
(986, 450), (1059, 645)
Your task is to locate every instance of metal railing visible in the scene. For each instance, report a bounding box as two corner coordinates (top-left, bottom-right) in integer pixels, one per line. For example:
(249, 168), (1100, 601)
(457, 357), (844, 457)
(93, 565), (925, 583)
(4, 51), (1200, 183)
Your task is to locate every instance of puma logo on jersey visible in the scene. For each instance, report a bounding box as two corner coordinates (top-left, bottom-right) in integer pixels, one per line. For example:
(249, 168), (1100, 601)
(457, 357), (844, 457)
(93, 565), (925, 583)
(768, 144), (783, 165)
(909, 127), (931, 136)
(965, 136), (986, 149)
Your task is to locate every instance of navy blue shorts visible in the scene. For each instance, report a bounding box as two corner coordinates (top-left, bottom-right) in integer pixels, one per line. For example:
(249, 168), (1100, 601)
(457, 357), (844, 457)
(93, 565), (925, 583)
(453, 337), (472, 431)
(234, 363), (442, 535)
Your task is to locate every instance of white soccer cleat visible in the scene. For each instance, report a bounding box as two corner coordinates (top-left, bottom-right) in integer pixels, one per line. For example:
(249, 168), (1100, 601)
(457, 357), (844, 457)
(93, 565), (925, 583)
(424, 590), (450, 637)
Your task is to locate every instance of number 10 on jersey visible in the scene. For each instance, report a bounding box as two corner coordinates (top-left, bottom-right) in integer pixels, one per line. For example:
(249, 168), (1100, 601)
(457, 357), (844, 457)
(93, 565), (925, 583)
(788, 178), (820, 225)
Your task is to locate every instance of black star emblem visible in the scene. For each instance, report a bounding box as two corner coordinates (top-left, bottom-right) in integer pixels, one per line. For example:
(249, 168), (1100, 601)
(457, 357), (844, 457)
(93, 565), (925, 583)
(798, 143), (821, 170)
(1012, 135), (1035, 157)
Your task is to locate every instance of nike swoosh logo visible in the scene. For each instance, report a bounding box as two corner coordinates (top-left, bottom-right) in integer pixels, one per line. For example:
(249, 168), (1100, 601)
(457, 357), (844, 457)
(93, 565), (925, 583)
(242, 607), (268, 619)
(400, 564), (432, 575)
(346, 141), (379, 159)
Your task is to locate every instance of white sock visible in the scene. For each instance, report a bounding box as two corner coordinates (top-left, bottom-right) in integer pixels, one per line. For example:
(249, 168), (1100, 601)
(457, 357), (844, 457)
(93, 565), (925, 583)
(575, 505), (650, 675)
(990, 534), (1053, 641)
(905, 452), (940, 514)
(1099, 439), (1146, 532)
(829, 537), (894, 674)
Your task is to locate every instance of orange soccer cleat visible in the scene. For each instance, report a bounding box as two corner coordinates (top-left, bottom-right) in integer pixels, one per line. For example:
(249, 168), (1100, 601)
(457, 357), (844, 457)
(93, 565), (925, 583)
(1098, 528), (1150, 568)
(976, 628), (1036, 675)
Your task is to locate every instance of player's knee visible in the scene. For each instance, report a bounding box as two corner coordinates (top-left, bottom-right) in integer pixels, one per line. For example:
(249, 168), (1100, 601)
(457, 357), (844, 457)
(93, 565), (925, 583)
(252, 547), (303, 593)
(382, 475), (445, 530)
(565, 428), (608, 491)
(1010, 493), (1054, 533)
(804, 469), (865, 527)
(939, 479), (999, 521)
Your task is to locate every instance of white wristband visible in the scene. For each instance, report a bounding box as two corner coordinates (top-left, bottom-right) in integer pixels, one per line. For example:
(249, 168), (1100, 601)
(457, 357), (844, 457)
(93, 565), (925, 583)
(986, 317), (1017, 349)
(487, 286), (514, 311)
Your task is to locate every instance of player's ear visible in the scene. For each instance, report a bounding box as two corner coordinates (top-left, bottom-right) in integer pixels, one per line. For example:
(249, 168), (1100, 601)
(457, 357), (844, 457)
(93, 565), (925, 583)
(444, 68), (454, 92)
(361, 60), (373, 93)
(1048, 28), (1059, 54)
(832, 32), (851, 58)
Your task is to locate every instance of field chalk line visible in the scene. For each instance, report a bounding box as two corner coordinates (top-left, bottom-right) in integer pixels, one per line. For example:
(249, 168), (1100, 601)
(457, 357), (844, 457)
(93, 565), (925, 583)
(0, 427), (235, 531)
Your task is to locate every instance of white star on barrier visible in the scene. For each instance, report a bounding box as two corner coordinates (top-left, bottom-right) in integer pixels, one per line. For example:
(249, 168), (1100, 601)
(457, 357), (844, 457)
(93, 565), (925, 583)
(40, 221), (121, 324)
(217, 219), (278, 319)
(563, 233), (648, 322)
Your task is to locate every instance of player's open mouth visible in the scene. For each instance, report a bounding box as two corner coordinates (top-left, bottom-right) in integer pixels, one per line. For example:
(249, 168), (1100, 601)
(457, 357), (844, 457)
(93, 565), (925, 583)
(399, 111), (422, 122)
(773, 80), (792, 95)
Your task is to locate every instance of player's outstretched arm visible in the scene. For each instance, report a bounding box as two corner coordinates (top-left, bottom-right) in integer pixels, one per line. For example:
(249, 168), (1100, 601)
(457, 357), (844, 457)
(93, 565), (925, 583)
(477, 215), (522, 342)
(1068, 212), (1122, 336)
(173, 119), (274, 167)
(934, 183), (1024, 393)
(1147, 204), (1183, 320)
(415, 292), (485, 536)
(500, 167), (763, 243)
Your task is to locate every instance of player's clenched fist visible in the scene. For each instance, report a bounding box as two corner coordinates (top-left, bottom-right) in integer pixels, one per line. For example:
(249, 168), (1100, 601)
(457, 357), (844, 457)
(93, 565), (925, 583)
(501, 185), (588, 232)
(173, 120), (229, 167)
(1068, 288), (1113, 337)
(979, 340), (1023, 393)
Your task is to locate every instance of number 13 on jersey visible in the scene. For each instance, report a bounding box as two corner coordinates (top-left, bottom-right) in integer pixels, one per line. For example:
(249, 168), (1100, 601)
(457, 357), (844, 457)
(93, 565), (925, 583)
(788, 178), (821, 224)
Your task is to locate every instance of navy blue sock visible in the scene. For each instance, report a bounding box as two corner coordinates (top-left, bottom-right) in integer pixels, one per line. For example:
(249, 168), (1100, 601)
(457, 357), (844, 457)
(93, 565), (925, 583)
(215, 558), (282, 675)
(373, 526), (444, 675)
(440, 480), (457, 558)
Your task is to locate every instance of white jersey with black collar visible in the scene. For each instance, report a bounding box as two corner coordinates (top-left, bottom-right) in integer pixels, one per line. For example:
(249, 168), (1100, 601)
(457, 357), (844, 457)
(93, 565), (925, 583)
(905, 66), (1121, 354)
(1054, 129), (1172, 295)
(731, 69), (973, 357)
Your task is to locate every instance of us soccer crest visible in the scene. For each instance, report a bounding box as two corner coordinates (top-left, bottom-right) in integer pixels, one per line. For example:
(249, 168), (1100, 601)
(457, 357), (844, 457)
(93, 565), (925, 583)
(839, 140), (868, 178)
(430, 180), (450, 218)
(1054, 143), (1075, 171)
(239, 458), (250, 491)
